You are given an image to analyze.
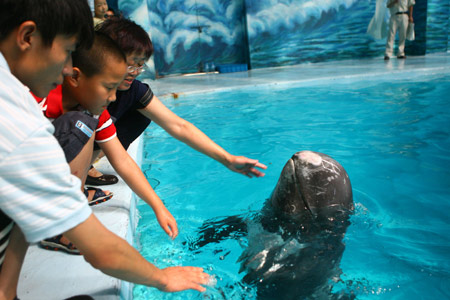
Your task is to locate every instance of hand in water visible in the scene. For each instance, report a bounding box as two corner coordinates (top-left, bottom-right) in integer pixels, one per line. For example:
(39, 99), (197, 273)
(159, 266), (212, 292)
(226, 156), (268, 178)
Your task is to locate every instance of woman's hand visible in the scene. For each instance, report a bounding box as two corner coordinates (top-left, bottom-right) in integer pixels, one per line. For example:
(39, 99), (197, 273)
(225, 156), (267, 178)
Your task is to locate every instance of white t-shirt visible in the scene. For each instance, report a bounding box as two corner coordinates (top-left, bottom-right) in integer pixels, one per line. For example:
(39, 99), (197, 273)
(0, 52), (91, 244)
(388, 0), (415, 15)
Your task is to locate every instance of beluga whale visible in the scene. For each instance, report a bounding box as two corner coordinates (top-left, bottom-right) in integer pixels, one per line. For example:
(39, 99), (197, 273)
(188, 151), (355, 299)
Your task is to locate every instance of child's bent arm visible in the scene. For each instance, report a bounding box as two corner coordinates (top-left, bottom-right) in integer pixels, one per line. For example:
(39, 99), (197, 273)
(100, 137), (178, 238)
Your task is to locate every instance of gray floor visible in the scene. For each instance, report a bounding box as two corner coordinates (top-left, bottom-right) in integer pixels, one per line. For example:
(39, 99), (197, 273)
(17, 52), (450, 300)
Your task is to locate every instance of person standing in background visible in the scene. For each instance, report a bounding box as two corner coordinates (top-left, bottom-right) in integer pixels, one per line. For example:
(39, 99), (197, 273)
(384, 0), (415, 60)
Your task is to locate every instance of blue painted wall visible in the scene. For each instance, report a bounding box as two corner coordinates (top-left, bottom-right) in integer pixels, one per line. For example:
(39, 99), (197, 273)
(406, 0), (428, 56)
(246, 0), (387, 68)
(426, 0), (450, 53)
(145, 0), (249, 76)
(112, 0), (449, 77)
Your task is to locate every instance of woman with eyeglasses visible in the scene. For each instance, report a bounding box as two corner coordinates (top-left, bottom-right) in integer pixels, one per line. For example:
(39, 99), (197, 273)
(87, 17), (266, 187)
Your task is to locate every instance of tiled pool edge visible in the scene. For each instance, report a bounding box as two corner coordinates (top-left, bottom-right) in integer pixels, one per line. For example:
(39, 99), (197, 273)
(118, 195), (137, 300)
(119, 137), (143, 300)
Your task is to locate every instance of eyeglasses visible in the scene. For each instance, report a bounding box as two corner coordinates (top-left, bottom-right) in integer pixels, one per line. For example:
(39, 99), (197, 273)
(127, 65), (145, 74)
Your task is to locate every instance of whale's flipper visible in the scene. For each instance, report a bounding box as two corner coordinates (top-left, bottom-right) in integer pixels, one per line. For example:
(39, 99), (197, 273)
(186, 214), (252, 251)
(235, 210), (351, 298)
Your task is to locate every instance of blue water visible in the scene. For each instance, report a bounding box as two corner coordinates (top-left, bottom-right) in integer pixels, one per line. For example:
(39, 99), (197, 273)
(133, 73), (450, 299)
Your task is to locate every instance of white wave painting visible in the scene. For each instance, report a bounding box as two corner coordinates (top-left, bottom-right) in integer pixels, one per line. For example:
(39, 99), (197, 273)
(119, 0), (249, 76)
(117, 0), (389, 75)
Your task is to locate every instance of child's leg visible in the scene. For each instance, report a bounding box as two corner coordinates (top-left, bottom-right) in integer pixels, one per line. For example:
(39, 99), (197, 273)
(52, 112), (112, 200)
(70, 132), (95, 186)
(89, 148), (104, 177)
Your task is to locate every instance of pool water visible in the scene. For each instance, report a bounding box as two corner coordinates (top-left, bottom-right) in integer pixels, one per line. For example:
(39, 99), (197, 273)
(133, 73), (450, 299)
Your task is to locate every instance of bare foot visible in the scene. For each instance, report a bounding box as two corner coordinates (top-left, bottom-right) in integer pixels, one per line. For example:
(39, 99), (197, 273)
(40, 234), (80, 254)
(59, 235), (77, 251)
(88, 166), (103, 178)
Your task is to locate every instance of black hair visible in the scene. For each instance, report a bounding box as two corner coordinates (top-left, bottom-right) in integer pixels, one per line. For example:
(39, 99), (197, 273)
(96, 16), (153, 59)
(0, 0), (94, 49)
(72, 31), (126, 78)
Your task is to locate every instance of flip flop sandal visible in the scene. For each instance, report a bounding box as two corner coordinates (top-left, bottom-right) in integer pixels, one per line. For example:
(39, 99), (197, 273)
(39, 234), (81, 255)
(85, 187), (113, 206)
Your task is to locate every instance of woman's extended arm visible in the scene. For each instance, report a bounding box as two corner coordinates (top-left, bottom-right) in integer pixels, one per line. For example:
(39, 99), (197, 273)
(139, 95), (267, 178)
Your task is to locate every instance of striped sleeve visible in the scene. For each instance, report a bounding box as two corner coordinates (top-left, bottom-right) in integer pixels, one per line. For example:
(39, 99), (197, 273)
(95, 109), (117, 143)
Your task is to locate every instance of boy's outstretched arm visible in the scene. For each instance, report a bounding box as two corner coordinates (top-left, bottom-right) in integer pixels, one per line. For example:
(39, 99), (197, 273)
(100, 137), (178, 239)
(65, 214), (209, 291)
(139, 95), (267, 178)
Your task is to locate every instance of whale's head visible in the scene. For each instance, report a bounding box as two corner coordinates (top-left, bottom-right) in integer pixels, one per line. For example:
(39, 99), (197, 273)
(269, 151), (353, 221)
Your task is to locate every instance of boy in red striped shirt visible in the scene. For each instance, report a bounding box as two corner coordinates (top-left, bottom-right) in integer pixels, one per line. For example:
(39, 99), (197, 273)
(35, 32), (178, 254)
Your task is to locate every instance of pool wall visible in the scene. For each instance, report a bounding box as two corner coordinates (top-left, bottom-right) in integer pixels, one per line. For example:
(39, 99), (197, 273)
(120, 137), (144, 300)
(108, 0), (449, 77)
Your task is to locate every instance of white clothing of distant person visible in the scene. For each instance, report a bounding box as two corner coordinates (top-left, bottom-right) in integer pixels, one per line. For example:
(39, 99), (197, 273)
(385, 0), (415, 58)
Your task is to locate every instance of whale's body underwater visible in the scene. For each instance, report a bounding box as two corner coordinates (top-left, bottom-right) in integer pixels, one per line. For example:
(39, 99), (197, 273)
(189, 151), (354, 299)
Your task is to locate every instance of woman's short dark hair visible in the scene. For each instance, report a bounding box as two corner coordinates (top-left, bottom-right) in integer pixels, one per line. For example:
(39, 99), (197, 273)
(0, 0), (94, 50)
(96, 17), (153, 59)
